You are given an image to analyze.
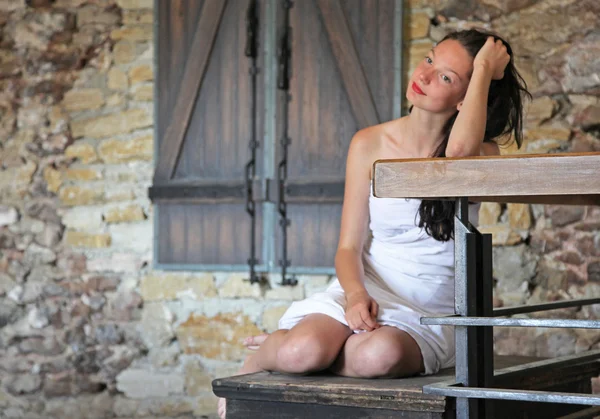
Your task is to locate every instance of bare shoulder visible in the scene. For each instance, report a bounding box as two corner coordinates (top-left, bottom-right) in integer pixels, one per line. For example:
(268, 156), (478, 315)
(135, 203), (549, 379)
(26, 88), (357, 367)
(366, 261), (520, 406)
(347, 124), (387, 169)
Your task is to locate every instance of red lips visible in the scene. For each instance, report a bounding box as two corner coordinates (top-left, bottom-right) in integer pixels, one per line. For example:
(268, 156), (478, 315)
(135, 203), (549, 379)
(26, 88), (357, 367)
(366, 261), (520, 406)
(411, 82), (426, 95)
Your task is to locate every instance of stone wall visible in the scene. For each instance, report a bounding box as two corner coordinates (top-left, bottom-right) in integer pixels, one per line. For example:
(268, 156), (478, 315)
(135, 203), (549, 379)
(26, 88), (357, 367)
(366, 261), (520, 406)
(0, 0), (598, 418)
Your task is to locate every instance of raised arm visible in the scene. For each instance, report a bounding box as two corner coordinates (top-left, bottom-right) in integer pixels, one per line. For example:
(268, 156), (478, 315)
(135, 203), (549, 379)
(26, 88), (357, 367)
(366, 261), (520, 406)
(446, 37), (510, 158)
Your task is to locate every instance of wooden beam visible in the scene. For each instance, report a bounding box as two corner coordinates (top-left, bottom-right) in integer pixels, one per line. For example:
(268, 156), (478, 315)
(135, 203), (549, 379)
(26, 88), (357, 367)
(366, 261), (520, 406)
(316, 0), (380, 129)
(154, 0), (228, 183)
(373, 152), (600, 205)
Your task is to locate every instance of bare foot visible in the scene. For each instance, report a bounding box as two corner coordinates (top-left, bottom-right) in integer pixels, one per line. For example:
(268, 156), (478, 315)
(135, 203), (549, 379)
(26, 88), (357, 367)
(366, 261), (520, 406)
(218, 397), (226, 419)
(242, 333), (269, 350)
(217, 349), (265, 418)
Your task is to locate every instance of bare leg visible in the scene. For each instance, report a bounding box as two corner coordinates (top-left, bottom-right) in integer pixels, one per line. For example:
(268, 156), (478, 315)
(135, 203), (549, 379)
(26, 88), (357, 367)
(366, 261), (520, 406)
(218, 314), (352, 418)
(330, 326), (425, 378)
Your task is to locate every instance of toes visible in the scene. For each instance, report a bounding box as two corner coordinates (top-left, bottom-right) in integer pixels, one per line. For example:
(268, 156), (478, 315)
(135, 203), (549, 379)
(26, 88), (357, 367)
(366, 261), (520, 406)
(243, 333), (269, 350)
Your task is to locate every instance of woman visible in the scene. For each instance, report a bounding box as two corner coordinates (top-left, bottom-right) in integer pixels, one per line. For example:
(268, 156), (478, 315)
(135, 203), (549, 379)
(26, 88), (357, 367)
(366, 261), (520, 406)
(218, 29), (530, 418)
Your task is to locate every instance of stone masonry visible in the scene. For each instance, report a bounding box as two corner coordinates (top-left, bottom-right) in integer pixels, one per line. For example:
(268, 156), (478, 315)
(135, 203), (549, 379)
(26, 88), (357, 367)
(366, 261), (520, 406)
(0, 0), (598, 417)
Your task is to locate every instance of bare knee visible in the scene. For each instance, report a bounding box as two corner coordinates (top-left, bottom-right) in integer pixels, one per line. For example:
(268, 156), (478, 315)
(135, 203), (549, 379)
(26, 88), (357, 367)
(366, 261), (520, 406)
(351, 340), (406, 378)
(276, 334), (335, 374)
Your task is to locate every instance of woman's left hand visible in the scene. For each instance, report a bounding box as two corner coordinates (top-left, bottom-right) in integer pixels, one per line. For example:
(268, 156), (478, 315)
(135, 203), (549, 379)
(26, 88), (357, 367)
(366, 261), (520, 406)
(474, 36), (510, 80)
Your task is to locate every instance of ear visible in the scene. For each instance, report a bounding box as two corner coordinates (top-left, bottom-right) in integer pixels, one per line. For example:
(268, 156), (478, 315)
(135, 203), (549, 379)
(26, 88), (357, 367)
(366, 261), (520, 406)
(456, 101), (463, 111)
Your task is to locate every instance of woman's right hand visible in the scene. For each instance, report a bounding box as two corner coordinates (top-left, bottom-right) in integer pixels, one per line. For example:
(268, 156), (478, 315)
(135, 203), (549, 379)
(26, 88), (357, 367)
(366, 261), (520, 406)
(473, 36), (510, 80)
(345, 290), (380, 332)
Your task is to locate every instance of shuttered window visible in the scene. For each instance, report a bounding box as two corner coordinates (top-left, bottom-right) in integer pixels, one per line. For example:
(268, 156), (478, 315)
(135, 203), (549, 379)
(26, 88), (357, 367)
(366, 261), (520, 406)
(151, 0), (403, 275)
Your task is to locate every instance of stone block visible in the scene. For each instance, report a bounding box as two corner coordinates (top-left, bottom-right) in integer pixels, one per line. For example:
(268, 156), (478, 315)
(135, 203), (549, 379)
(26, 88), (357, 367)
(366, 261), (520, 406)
(194, 393), (219, 417)
(62, 207), (104, 230)
(176, 313), (262, 361)
(116, 369), (184, 399)
(218, 273), (262, 299)
(546, 206), (585, 228)
(97, 134), (152, 163)
(59, 185), (103, 206)
(507, 203), (531, 230)
(132, 83), (153, 101)
(43, 167), (63, 193)
(116, 0), (154, 9)
(86, 254), (144, 274)
(136, 397), (194, 417)
(103, 205), (145, 223)
(77, 4), (121, 26)
(129, 64), (153, 84)
(111, 25), (152, 42)
(526, 96), (556, 124)
(265, 284), (305, 300)
(262, 305), (289, 332)
(23, 243), (57, 265)
(70, 109), (152, 139)
(63, 167), (102, 181)
(65, 231), (112, 248)
(494, 244), (538, 292)
(62, 89), (105, 111)
(107, 67), (129, 91)
(103, 186), (135, 202)
(184, 360), (213, 396)
(123, 9), (153, 24)
(5, 374), (42, 395)
(478, 202), (502, 226)
(140, 273), (217, 301)
(108, 222), (152, 252)
(0, 206), (19, 227)
(140, 302), (174, 348)
(113, 396), (140, 417)
(406, 11), (430, 40)
(65, 142), (98, 164)
(113, 40), (136, 64)
(106, 93), (125, 107)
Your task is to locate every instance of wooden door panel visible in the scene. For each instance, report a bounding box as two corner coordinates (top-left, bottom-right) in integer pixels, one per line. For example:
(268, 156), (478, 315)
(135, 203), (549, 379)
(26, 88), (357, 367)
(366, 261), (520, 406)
(173, 0), (264, 181)
(156, 0), (205, 141)
(276, 204), (341, 270)
(280, 0), (397, 270)
(155, 0), (264, 267)
(158, 203), (263, 266)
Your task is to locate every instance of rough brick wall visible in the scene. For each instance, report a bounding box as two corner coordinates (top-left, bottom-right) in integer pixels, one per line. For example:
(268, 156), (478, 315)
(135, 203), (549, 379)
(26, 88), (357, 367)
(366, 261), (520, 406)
(0, 0), (598, 417)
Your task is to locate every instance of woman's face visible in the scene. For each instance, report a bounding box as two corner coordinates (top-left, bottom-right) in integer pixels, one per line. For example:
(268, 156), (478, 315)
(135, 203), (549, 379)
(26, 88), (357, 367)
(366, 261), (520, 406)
(407, 39), (474, 113)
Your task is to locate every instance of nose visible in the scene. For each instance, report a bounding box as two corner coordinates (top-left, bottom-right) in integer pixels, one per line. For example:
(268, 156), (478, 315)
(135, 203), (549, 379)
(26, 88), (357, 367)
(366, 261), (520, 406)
(419, 70), (432, 84)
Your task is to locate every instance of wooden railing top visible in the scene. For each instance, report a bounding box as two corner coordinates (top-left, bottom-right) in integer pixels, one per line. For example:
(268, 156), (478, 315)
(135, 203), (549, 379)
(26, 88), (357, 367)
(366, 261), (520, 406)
(373, 152), (600, 205)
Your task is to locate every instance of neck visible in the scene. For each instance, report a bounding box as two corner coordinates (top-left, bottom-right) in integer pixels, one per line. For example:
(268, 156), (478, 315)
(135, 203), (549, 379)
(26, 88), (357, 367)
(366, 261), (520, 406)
(401, 107), (457, 158)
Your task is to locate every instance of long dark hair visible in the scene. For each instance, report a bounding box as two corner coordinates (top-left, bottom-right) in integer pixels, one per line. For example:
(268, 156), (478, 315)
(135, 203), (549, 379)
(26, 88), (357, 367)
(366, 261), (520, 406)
(417, 29), (531, 242)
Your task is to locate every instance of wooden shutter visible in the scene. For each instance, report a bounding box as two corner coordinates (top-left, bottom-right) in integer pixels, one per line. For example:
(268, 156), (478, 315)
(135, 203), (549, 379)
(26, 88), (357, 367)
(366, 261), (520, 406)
(152, 0), (265, 267)
(278, 0), (398, 271)
(152, 0), (400, 272)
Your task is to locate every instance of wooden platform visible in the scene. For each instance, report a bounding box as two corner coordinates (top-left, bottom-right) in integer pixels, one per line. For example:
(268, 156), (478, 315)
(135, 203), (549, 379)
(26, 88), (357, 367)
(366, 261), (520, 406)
(213, 355), (600, 419)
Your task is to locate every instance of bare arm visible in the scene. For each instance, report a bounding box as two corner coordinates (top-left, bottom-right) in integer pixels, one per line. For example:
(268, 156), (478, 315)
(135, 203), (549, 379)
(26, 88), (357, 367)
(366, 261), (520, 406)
(334, 130), (380, 331)
(335, 132), (371, 298)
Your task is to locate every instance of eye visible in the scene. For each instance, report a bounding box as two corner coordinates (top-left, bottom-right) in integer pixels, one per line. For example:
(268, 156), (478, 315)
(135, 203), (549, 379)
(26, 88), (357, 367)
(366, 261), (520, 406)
(441, 74), (451, 83)
(425, 56), (433, 64)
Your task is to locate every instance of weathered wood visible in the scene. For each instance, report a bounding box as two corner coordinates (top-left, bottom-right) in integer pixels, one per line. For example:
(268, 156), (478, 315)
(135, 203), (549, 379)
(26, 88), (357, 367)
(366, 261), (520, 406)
(373, 152), (600, 205)
(214, 355), (600, 419)
(315, 0), (380, 129)
(283, 0), (395, 269)
(154, 0), (228, 183)
(227, 399), (448, 418)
